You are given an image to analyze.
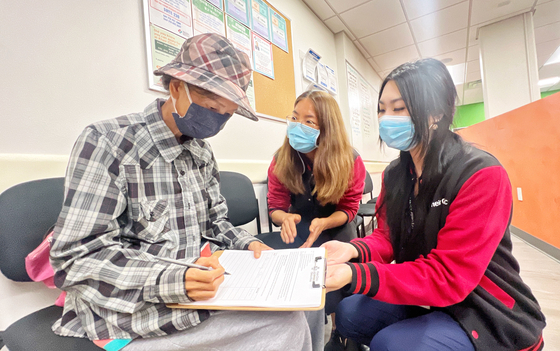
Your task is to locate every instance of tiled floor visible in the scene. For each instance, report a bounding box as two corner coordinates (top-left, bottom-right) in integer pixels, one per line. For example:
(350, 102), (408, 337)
(512, 235), (560, 350)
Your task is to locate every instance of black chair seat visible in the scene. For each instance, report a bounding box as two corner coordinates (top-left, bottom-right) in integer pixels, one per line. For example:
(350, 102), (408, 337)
(357, 203), (376, 216)
(4, 305), (99, 351)
(355, 215), (363, 227)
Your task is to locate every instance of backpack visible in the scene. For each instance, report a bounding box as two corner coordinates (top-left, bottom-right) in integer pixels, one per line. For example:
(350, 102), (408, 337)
(24, 226), (66, 307)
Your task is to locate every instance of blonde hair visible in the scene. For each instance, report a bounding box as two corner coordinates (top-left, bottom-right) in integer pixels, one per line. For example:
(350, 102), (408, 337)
(274, 91), (354, 205)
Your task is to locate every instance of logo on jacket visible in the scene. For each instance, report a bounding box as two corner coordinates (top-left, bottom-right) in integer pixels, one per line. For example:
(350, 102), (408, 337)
(431, 198), (449, 207)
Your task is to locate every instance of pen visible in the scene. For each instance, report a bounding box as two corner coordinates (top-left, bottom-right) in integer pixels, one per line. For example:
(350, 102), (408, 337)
(155, 256), (231, 275)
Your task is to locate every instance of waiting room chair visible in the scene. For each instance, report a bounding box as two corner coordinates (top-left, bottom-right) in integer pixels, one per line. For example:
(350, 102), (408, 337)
(264, 177), (281, 233)
(219, 171), (262, 234)
(356, 172), (378, 238)
(0, 177), (99, 351)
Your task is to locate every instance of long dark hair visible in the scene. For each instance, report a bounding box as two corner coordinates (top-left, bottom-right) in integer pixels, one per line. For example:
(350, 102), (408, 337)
(378, 58), (464, 262)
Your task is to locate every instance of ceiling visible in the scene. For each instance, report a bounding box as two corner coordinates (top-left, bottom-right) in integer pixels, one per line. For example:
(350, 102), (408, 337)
(302, 0), (560, 105)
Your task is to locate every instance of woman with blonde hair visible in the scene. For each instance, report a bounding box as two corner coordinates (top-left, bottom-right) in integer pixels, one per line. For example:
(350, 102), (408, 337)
(259, 90), (366, 251)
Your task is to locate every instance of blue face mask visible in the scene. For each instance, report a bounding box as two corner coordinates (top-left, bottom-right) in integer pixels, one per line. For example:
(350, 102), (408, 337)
(287, 121), (320, 153)
(171, 83), (232, 139)
(378, 115), (417, 151)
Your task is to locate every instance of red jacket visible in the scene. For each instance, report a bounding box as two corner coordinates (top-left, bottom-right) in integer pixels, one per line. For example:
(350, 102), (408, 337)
(267, 153), (366, 222)
(346, 144), (545, 351)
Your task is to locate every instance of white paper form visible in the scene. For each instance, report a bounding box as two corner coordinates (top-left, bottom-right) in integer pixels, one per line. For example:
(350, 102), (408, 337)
(181, 248), (325, 308)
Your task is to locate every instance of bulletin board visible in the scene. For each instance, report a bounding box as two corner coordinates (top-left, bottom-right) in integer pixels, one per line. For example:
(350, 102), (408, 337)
(142, 0), (295, 121)
(253, 1), (295, 120)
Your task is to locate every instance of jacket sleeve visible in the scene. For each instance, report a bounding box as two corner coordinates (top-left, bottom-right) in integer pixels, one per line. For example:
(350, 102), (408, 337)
(50, 128), (192, 314)
(348, 174), (394, 264)
(267, 158), (291, 214)
(346, 166), (512, 307)
(336, 156), (367, 222)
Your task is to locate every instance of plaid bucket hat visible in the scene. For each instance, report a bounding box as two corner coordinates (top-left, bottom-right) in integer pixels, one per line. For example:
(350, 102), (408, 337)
(154, 33), (258, 121)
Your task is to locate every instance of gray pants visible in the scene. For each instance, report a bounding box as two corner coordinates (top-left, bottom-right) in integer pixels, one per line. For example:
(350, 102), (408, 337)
(123, 310), (320, 351)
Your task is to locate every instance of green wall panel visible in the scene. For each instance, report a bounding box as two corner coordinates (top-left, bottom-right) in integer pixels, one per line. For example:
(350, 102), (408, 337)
(453, 90), (560, 129)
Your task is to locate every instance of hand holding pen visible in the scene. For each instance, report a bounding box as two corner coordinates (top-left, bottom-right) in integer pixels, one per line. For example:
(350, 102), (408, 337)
(171, 256), (227, 301)
(155, 256), (231, 275)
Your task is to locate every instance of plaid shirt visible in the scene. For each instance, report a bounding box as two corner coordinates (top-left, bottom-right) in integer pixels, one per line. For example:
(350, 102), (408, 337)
(50, 99), (259, 340)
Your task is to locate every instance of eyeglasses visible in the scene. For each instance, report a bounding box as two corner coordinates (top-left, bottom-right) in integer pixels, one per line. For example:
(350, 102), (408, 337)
(285, 115), (319, 130)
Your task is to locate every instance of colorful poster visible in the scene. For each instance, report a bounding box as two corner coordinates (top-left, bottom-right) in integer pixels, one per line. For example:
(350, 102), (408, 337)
(226, 15), (252, 65)
(252, 33), (274, 79)
(192, 0), (226, 36)
(148, 0), (193, 39)
(150, 24), (184, 88)
(207, 0), (223, 10)
(251, 0), (270, 41)
(326, 65), (337, 94)
(270, 9), (288, 52)
(225, 0), (250, 27)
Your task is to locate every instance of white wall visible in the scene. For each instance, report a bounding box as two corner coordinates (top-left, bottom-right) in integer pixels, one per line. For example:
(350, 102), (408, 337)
(0, 0), (387, 330)
(0, 1), (159, 156)
(334, 32), (399, 164)
(0, 0), (338, 164)
(479, 12), (541, 119)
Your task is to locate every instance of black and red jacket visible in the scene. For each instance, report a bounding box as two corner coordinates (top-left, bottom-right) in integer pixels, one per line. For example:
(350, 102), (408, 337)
(267, 151), (366, 223)
(347, 144), (546, 351)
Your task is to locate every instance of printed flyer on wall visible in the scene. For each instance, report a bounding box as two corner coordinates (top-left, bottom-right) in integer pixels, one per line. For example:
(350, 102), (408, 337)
(192, 0), (226, 36)
(252, 33), (274, 79)
(226, 15), (253, 65)
(150, 24), (184, 88)
(270, 9), (288, 52)
(359, 74), (378, 154)
(251, 0), (270, 41)
(316, 62), (329, 90)
(346, 63), (363, 152)
(302, 49), (321, 83)
(148, 0), (193, 39)
(246, 73), (256, 110)
(206, 0), (223, 10)
(225, 0), (250, 27)
(326, 65), (337, 94)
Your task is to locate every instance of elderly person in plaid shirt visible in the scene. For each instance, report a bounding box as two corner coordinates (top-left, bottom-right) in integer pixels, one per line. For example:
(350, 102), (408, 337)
(50, 34), (315, 351)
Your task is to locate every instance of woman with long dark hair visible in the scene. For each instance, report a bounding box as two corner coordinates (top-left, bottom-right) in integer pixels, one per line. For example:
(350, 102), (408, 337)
(323, 58), (545, 351)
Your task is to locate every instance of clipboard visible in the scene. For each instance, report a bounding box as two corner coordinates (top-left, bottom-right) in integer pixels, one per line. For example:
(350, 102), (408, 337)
(167, 248), (326, 311)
